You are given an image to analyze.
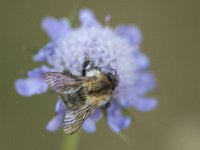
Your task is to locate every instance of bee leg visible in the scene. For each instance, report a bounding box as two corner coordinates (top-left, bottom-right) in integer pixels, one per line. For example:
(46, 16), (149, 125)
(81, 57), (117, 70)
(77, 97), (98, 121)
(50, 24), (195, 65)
(82, 57), (90, 76)
(60, 60), (77, 77)
(62, 69), (77, 78)
(62, 69), (71, 75)
(101, 101), (111, 109)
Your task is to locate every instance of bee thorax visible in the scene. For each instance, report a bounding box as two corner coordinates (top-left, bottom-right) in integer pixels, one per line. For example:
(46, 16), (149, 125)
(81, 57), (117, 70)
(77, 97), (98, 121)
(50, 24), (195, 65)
(85, 69), (101, 77)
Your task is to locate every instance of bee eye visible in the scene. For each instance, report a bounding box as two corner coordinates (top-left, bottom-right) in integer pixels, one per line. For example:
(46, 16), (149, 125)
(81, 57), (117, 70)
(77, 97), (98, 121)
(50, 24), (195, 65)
(107, 73), (114, 81)
(111, 69), (117, 77)
(107, 68), (117, 80)
(106, 69), (118, 90)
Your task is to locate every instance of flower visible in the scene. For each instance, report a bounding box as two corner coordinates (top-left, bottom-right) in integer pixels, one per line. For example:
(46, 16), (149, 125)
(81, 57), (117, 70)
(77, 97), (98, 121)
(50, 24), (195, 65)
(15, 8), (157, 133)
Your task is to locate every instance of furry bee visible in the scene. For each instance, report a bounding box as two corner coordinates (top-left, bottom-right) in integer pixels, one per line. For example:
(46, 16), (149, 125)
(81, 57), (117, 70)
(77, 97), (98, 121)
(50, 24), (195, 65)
(41, 57), (118, 135)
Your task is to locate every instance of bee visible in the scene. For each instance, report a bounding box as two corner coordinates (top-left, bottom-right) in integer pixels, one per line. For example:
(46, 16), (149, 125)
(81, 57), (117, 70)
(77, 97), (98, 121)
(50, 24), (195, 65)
(41, 57), (118, 135)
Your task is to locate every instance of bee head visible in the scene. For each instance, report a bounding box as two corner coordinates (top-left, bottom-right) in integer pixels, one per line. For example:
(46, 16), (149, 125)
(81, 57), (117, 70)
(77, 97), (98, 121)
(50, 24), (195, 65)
(106, 68), (118, 90)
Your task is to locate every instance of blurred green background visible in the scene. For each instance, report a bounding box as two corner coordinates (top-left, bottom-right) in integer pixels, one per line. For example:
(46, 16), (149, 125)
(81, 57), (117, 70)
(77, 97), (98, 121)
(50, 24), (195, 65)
(0, 0), (199, 150)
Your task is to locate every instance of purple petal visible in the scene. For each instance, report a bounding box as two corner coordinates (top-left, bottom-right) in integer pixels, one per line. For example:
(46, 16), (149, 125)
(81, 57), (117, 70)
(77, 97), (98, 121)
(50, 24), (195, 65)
(108, 116), (131, 133)
(118, 94), (135, 108)
(79, 8), (100, 27)
(55, 100), (65, 113)
(107, 104), (132, 133)
(115, 24), (142, 45)
(42, 17), (71, 40)
(116, 86), (138, 108)
(27, 65), (53, 78)
(46, 113), (65, 132)
(133, 51), (150, 70)
(15, 78), (48, 96)
(134, 72), (156, 95)
(33, 49), (46, 62)
(108, 103), (120, 114)
(90, 110), (103, 122)
(82, 110), (102, 133)
(132, 97), (158, 112)
(33, 42), (56, 63)
(82, 118), (96, 133)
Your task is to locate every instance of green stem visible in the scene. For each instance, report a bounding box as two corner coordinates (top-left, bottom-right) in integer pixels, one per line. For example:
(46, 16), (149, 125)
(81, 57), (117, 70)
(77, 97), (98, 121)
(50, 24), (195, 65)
(61, 131), (81, 150)
(67, 2), (79, 27)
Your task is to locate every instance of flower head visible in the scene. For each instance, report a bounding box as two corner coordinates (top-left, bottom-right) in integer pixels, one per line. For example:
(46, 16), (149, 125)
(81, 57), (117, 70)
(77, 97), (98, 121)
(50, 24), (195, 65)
(15, 8), (157, 133)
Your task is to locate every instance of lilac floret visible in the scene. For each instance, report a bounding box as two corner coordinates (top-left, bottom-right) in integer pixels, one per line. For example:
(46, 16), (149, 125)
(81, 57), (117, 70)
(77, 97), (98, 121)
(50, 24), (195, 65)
(27, 65), (53, 78)
(132, 97), (158, 112)
(42, 17), (71, 40)
(107, 104), (131, 133)
(133, 72), (156, 95)
(15, 66), (53, 96)
(79, 8), (100, 28)
(15, 78), (48, 96)
(82, 110), (103, 133)
(115, 24), (142, 45)
(46, 100), (65, 132)
(133, 50), (150, 70)
(15, 8), (157, 134)
(46, 113), (65, 132)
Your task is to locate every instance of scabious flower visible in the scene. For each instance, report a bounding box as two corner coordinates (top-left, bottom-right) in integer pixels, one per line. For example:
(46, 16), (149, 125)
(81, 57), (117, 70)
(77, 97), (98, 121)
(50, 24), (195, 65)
(15, 8), (157, 133)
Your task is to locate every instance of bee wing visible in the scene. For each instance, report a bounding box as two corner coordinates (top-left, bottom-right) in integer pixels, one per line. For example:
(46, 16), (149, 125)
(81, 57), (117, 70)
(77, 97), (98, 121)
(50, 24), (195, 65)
(42, 72), (88, 94)
(63, 103), (98, 135)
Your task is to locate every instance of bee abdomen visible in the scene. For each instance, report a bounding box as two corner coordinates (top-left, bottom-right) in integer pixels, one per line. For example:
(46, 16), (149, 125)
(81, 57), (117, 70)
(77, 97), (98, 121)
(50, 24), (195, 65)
(61, 87), (87, 109)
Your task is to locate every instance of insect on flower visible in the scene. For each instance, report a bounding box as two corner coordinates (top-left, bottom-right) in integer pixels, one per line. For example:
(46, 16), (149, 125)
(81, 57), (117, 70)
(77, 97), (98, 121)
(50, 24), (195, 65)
(15, 8), (158, 134)
(41, 57), (118, 135)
